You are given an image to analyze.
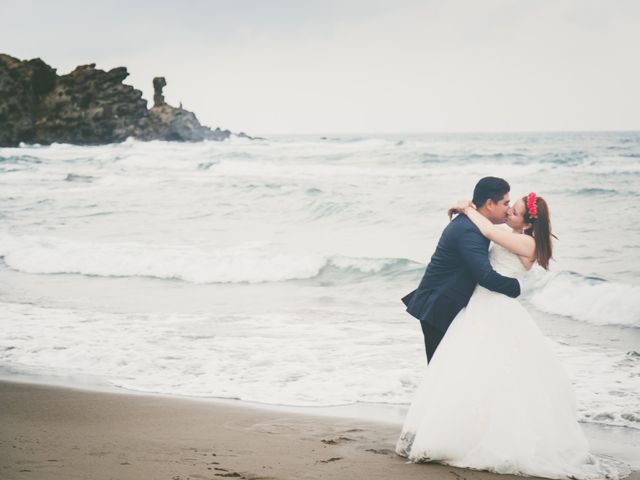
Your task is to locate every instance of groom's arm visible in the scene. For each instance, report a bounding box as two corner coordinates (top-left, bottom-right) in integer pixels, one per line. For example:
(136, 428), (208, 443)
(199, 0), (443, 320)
(456, 227), (521, 298)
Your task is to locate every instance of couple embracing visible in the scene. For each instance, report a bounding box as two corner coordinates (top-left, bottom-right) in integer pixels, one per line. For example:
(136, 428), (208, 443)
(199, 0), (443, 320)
(395, 177), (629, 480)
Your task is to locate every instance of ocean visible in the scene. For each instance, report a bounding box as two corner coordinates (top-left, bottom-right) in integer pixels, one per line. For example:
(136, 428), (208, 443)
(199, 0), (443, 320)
(1, 132), (639, 460)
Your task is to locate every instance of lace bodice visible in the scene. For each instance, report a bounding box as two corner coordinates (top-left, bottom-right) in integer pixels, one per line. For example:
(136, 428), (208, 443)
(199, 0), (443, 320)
(488, 242), (527, 278)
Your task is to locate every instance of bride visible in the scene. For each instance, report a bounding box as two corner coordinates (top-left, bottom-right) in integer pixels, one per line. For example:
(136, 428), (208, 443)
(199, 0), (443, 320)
(395, 193), (631, 480)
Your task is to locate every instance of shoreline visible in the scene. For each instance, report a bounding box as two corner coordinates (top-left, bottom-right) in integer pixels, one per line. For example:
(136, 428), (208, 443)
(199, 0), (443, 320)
(0, 372), (410, 424)
(1, 379), (638, 480)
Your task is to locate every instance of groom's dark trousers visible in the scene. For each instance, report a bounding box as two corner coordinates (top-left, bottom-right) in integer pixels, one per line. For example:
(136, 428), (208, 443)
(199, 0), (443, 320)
(421, 321), (446, 363)
(402, 215), (521, 364)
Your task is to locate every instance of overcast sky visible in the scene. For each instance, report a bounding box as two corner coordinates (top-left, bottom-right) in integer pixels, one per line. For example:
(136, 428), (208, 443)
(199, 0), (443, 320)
(2, 0), (639, 135)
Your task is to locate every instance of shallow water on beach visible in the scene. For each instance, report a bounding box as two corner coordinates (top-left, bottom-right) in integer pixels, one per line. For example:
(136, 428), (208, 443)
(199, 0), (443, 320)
(1, 132), (639, 445)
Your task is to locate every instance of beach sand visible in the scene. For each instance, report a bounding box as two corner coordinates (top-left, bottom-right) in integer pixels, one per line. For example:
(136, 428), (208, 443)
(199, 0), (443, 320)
(0, 380), (636, 480)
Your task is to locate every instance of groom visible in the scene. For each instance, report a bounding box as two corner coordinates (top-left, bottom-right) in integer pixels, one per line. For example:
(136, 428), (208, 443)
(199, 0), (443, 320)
(402, 176), (521, 364)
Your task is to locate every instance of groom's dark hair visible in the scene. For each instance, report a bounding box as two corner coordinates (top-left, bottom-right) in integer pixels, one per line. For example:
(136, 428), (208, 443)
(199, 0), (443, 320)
(472, 177), (510, 208)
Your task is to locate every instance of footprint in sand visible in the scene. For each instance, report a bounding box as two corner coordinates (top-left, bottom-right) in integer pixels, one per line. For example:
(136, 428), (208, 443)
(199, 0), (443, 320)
(321, 436), (355, 445)
(317, 457), (344, 464)
(365, 448), (394, 455)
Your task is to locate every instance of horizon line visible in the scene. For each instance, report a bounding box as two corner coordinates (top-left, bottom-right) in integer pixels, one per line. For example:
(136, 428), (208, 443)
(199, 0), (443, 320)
(255, 129), (640, 136)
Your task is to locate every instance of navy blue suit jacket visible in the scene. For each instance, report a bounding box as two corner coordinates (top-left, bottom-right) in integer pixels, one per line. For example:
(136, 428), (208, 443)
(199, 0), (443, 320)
(402, 215), (520, 332)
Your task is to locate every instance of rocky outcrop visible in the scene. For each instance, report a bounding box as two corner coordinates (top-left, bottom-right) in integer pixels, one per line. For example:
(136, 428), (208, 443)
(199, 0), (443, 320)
(0, 54), (245, 146)
(153, 76), (167, 107)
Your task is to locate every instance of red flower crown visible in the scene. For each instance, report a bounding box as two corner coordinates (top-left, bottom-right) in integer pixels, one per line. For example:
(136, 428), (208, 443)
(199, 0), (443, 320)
(527, 192), (538, 219)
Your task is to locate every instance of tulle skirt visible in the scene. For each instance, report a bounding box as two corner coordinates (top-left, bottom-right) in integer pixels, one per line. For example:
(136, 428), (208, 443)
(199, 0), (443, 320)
(396, 286), (630, 480)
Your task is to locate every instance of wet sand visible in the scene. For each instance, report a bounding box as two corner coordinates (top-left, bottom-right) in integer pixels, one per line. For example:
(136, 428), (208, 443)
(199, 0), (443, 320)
(0, 380), (636, 480)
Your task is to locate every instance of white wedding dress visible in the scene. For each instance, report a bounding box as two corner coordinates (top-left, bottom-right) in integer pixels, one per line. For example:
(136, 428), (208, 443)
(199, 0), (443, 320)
(396, 243), (631, 480)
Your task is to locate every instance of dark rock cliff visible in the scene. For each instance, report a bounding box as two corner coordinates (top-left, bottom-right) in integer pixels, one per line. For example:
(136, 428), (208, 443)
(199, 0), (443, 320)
(0, 54), (247, 146)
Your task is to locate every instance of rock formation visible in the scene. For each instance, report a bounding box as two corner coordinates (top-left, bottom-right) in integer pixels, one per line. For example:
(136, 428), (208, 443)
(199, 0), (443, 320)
(0, 54), (246, 146)
(153, 76), (167, 107)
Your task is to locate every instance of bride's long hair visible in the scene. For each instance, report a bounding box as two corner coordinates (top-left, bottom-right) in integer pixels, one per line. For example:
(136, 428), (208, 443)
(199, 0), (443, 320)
(522, 195), (554, 270)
